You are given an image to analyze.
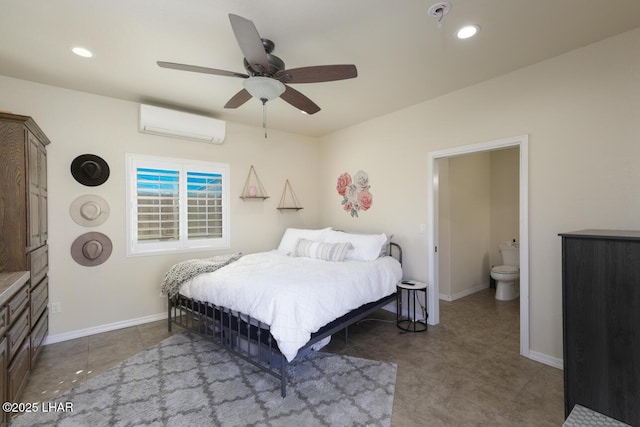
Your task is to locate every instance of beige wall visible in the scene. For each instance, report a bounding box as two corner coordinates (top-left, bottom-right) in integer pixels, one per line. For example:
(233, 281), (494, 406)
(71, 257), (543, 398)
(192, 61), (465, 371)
(0, 75), (323, 338)
(437, 158), (451, 297)
(320, 27), (640, 362)
(448, 152), (491, 297)
(490, 148), (520, 266)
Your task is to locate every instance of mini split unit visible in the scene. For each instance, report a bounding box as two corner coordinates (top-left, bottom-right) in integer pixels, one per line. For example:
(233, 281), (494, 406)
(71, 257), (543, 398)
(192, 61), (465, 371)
(138, 104), (226, 144)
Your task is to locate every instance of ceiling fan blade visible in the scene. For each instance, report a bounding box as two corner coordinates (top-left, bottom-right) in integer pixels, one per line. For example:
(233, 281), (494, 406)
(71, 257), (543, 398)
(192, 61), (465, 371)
(276, 64), (357, 84)
(224, 89), (252, 109)
(228, 14), (269, 74)
(157, 61), (248, 78)
(280, 86), (321, 115)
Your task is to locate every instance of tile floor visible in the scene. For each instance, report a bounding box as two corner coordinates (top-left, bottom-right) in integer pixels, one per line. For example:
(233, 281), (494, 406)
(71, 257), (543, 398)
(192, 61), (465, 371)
(20, 289), (564, 426)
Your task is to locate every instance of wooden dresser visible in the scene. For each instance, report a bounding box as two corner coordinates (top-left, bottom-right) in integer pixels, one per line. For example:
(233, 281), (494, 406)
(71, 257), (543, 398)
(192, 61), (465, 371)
(0, 112), (50, 408)
(0, 271), (31, 423)
(560, 230), (640, 427)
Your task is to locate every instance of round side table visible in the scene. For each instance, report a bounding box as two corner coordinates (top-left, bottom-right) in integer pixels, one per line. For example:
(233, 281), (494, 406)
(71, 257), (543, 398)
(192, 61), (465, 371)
(396, 280), (428, 333)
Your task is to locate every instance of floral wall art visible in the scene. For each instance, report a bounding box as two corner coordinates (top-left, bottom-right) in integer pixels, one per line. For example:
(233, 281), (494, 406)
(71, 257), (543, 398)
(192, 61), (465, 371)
(336, 170), (373, 217)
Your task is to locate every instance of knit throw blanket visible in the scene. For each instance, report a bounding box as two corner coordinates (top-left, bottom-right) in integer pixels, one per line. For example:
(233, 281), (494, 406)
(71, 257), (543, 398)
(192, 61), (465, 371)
(161, 252), (242, 298)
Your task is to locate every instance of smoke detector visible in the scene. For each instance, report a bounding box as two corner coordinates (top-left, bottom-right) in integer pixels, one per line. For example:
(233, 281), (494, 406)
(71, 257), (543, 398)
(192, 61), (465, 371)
(428, 1), (451, 27)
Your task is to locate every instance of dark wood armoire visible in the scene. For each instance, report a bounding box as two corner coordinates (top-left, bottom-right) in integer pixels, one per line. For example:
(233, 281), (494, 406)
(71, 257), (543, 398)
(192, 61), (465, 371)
(560, 230), (640, 426)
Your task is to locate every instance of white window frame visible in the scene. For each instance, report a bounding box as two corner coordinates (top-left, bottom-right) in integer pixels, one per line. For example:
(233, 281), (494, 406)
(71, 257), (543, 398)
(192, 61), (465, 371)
(126, 153), (230, 256)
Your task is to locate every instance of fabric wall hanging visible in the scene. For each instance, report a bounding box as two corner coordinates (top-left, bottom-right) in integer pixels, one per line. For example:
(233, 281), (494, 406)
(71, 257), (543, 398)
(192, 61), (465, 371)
(70, 194), (110, 227)
(71, 154), (110, 186)
(71, 232), (113, 266)
(336, 170), (373, 217)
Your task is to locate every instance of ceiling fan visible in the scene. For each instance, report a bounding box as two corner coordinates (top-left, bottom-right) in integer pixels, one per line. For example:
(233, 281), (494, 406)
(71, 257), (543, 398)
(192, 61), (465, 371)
(157, 14), (358, 116)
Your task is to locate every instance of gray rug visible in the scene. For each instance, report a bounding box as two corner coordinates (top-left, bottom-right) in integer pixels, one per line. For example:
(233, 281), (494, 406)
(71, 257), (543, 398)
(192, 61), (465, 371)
(11, 333), (396, 426)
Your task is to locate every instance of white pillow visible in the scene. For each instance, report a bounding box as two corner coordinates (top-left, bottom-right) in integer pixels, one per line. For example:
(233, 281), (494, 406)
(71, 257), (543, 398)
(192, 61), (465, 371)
(323, 230), (388, 262)
(277, 227), (332, 255)
(293, 239), (352, 262)
(379, 233), (394, 257)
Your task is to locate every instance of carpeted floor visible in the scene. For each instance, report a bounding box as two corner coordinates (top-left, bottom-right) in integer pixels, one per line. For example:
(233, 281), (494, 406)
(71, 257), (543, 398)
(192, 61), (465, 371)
(10, 332), (397, 426)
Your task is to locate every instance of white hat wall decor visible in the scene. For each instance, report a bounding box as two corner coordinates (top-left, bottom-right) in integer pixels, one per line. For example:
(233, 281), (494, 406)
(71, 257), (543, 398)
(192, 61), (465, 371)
(70, 194), (110, 227)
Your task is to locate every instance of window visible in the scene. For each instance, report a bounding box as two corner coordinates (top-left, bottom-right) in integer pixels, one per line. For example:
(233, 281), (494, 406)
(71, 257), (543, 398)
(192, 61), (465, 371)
(126, 154), (230, 256)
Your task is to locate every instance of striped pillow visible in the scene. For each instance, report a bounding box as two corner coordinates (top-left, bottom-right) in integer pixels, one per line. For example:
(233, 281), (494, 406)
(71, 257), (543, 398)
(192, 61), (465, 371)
(293, 239), (352, 262)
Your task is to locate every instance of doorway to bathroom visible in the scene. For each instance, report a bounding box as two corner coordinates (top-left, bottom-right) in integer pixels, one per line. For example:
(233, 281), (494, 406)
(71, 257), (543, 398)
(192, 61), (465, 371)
(426, 135), (530, 357)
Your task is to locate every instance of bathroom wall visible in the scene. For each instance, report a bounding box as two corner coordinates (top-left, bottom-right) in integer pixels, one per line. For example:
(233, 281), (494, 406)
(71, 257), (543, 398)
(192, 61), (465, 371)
(449, 152), (492, 298)
(489, 148), (520, 267)
(437, 158), (452, 297)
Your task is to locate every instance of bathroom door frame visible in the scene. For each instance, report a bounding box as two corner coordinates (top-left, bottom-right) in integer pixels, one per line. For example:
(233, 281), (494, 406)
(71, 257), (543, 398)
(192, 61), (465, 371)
(427, 134), (530, 357)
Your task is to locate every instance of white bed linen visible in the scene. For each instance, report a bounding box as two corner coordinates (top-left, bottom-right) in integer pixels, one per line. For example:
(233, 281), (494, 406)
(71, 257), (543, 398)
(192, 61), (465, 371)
(179, 250), (402, 361)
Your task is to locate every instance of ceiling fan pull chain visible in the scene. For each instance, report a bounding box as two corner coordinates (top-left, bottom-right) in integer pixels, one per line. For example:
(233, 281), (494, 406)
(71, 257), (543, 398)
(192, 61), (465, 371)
(262, 98), (268, 138)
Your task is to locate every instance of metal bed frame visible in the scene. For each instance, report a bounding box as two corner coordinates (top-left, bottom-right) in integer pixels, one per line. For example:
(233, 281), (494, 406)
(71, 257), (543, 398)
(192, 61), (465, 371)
(167, 242), (402, 397)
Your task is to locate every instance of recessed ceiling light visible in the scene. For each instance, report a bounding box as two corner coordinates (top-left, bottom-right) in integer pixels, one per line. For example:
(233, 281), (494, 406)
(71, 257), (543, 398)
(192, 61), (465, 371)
(71, 47), (93, 58)
(457, 25), (480, 39)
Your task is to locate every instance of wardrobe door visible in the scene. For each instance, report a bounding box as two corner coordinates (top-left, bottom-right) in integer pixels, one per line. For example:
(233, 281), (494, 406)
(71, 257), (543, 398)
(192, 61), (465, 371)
(27, 132), (41, 251)
(38, 143), (48, 244)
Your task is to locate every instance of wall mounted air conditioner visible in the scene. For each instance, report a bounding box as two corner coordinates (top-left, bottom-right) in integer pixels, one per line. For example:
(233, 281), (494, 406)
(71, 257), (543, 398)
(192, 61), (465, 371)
(139, 104), (226, 144)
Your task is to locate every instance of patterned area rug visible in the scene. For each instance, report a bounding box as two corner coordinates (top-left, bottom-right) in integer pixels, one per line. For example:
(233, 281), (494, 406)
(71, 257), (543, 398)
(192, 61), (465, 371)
(11, 333), (396, 426)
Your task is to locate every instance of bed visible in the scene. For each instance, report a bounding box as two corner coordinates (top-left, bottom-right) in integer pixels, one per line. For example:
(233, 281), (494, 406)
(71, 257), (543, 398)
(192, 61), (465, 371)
(165, 228), (403, 397)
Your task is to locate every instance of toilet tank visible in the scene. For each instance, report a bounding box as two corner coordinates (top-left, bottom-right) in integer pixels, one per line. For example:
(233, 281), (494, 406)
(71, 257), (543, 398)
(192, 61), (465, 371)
(499, 243), (520, 267)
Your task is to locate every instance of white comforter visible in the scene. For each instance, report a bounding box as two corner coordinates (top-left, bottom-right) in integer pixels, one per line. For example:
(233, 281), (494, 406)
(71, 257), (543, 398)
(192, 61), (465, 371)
(179, 250), (402, 361)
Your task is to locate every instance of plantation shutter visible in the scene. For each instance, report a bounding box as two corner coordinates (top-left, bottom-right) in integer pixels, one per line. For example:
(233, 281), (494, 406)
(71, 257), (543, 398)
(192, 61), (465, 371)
(127, 154), (230, 256)
(187, 171), (223, 239)
(136, 167), (180, 242)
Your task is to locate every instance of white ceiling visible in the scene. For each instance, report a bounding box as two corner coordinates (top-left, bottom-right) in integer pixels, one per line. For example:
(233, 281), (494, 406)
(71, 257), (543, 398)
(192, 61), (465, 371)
(2, 0), (640, 137)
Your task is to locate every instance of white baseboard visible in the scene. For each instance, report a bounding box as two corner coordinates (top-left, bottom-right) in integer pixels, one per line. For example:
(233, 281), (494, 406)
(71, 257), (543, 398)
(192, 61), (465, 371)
(43, 312), (167, 345)
(440, 282), (490, 302)
(45, 302), (398, 345)
(527, 349), (564, 370)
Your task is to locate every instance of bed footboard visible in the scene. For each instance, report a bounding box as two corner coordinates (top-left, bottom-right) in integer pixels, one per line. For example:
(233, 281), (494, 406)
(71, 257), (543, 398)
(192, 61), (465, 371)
(168, 291), (397, 397)
(168, 294), (289, 397)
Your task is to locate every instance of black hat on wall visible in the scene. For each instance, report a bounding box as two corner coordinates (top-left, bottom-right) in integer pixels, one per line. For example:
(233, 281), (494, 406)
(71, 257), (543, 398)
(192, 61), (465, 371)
(71, 154), (110, 187)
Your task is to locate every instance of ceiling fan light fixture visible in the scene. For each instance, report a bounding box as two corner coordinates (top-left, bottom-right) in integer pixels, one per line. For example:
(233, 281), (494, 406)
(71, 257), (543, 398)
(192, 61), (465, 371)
(243, 76), (285, 101)
(457, 25), (480, 39)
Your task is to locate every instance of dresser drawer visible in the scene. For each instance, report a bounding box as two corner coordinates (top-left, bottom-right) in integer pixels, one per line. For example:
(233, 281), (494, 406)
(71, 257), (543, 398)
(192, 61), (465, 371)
(7, 339), (30, 402)
(6, 285), (28, 326)
(31, 308), (48, 365)
(29, 244), (48, 286)
(7, 308), (29, 362)
(30, 276), (48, 323)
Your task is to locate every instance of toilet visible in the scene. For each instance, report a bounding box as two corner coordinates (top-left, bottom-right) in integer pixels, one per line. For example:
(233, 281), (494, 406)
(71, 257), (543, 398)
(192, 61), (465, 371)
(491, 242), (520, 301)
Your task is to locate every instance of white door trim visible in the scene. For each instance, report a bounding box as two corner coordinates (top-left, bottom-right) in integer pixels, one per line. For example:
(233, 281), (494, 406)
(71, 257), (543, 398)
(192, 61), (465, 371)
(427, 134), (530, 357)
